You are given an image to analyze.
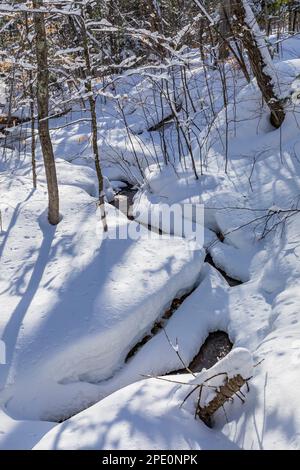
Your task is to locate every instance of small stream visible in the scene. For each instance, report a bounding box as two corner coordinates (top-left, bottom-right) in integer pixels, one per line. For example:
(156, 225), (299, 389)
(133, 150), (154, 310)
(169, 331), (233, 374)
(111, 186), (241, 372)
(125, 289), (196, 362)
(204, 254), (242, 287)
(112, 186), (136, 220)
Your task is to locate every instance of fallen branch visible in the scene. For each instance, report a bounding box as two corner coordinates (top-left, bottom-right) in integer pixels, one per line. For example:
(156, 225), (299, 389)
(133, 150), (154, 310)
(197, 373), (247, 427)
(147, 103), (182, 132)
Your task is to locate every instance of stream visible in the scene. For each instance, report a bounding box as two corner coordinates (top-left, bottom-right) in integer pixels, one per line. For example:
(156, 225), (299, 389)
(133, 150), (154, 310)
(111, 186), (244, 373)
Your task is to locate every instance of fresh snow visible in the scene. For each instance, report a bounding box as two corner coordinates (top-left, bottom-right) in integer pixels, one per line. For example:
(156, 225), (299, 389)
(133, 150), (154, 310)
(1, 30), (300, 451)
(0, 409), (54, 450)
(34, 348), (253, 450)
(0, 169), (204, 421)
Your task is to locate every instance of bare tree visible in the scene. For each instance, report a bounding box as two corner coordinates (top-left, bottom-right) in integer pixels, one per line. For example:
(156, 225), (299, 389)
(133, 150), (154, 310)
(24, 12), (37, 190)
(79, 6), (108, 232)
(32, 0), (60, 225)
(218, 0), (232, 60)
(231, 0), (285, 128)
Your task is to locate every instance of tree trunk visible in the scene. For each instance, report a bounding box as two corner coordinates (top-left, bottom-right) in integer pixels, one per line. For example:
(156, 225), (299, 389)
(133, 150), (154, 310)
(80, 10), (108, 232)
(29, 79), (37, 190)
(140, 0), (163, 34)
(232, 0), (285, 128)
(32, 0), (59, 224)
(218, 0), (232, 60)
(25, 12), (37, 190)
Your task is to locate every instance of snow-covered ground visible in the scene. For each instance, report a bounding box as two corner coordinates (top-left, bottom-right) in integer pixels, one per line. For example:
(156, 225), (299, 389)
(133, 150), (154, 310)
(1, 37), (300, 450)
(34, 348), (253, 450)
(0, 167), (204, 422)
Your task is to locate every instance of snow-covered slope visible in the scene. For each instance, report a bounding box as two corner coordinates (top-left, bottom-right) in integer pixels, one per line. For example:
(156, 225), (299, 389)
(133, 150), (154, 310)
(1, 39), (300, 450)
(0, 166), (204, 422)
(0, 409), (54, 450)
(35, 347), (253, 451)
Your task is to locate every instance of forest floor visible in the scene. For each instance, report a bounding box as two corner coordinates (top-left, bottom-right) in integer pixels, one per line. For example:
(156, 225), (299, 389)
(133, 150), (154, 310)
(1, 37), (300, 450)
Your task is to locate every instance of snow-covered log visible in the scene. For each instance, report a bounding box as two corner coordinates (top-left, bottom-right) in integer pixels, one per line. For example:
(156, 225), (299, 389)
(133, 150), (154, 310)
(190, 348), (253, 427)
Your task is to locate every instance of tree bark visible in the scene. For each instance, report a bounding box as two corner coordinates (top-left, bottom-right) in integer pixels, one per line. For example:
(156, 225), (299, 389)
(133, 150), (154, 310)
(231, 0), (285, 128)
(197, 374), (247, 427)
(25, 12), (37, 190)
(33, 0), (59, 224)
(218, 0), (232, 60)
(80, 10), (108, 232)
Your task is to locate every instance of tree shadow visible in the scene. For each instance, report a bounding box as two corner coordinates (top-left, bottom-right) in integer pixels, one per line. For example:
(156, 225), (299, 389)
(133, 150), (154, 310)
(46, 380), (241, 450)
(0, 190), (34, 261)
(0, 213), (56, 390)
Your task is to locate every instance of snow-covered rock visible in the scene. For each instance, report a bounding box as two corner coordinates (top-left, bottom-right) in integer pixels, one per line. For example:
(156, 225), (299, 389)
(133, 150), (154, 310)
(0, 174), (204, 421)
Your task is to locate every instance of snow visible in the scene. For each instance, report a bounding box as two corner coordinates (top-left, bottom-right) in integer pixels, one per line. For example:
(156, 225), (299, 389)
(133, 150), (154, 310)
(0, 166), (204, 422)
(242, 0), (275, 75)
(74, 53), (300, 449)
(1, 22), (300, 450)
(69, 265), (257, 404)
(0, 409), (54, 450)
(34, 348), (253, 450)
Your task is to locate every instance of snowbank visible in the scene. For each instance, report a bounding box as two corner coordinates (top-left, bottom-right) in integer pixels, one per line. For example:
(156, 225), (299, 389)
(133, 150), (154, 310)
(0, 408), (54, 450)
(34, 348), (252, 450)
(0, 172), (204, 421)
(2, 43), (300, 450)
